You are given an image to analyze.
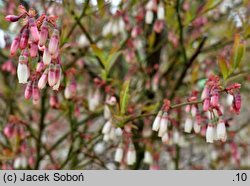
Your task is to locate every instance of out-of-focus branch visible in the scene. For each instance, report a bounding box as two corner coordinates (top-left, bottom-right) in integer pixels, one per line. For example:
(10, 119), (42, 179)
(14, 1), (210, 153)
(61, 0), (90, 47)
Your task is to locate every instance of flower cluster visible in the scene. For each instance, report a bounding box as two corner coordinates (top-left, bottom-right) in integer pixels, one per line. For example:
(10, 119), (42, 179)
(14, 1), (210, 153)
(145, 0), (165, 33)
(151, 75), (241, 144)
(6, 5), (62, 104)
(114, 141), (136, 166)
(183, 75), (241, 143)
(102, 11), (126, 37)
(201, 75), (241, 117)
(152, 99), (171, 143)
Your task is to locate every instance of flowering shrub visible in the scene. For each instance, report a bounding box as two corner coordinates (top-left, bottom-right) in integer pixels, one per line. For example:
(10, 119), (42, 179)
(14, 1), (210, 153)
(0, 0), (250, 170)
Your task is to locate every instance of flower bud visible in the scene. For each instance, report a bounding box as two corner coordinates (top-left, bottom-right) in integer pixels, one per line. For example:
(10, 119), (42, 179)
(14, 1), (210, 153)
(3, 123), (14, 138)
(49, 94), (59, 108)
(233, 93), (241, 113)
(13, 157), (22, 169)
(193, 121), (201, 133)
(152, 111), (162, 131)
(201, 86), (209, 100)
(38, 69), (48, 89)
(17, 62), (29, 84)
(143, 151), (153, 165)
(206, 124), (214, 143)
(43, 48), (51, 65)
(52, 64), (62, 90)
(210, 94), (219, 107)
(161, 132), (169, 144)
(191, 106), (197, 117)
(104, 105), (111, 119)
(36, 62), (45, 72)
(185, 105), (191, 113)
(14, 156), (27, 169)
(145, 10), (154, 24)
(173, 130), (180, 144)
(157, 3), (165, 20)
(5, 15), (21, 22)
(126, 143), (136, 165)
(158, 112), (168, 137)
(203, 98), (210, 111)
(55, 64), (62, 83)
(217, 120), (226, 141)
(102, 120), (112, 134)
(94, 142), (106, 155)
(226, 94), (234, 106)
(145, 0), (157, 11)
(184, 116), (193, 133)
(29, 18), (40, 42)
(153, 20), (164, 33)
(131, 26), (142, 38)
(64, 80), (77, 99)
(114, 144), (124, 163)
(10, 36), (20, 56)
(39, 21), (49, 46)
(28, 156), (35, 168)
(20, 28), (29, 50)
(24, 81), (33, 99)
(1, 60), (16, 75)
(51, 48), (59, 59)
(106, 96), (117, 106)
(48, 64), (56, 87)
(30, 42), (38, 58)
(48, 29), (59, 55)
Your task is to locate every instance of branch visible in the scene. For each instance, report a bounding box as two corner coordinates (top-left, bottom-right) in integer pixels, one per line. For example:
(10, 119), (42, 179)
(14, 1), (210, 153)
(169, 36), (207, 99)
(34, 89), (47, 169)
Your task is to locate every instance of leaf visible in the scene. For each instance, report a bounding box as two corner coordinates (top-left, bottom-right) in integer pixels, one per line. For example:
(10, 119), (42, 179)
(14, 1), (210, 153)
(231, 34), (246, 69)
(201, 0), (223, 14)
(218, 56), (229, 80)
(106, 51), (121, 73)
(244, 24), (250, 37)
(191, 64), (199, 84)
(90, 44), (107, 68)
(100, 69), (107, 81)
(119, 80), (130, 115)
(97, 0), (105, 16)
(141, 103), (160, 113)
(148, 32), (155, 52)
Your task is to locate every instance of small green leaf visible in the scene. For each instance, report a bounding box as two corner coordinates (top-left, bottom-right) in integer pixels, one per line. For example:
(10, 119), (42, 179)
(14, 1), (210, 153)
(141, 103), (160, 113)
(97, 0), (105, 16)
(119, 80), (130, 115)
(107, 51), (121, 73)
(100, 69), (107, 80)
(90, 44), (107, 68)
(231, 34), (246, 69)
(218, 56), (229, 80)
(201, 0), (223, 13)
